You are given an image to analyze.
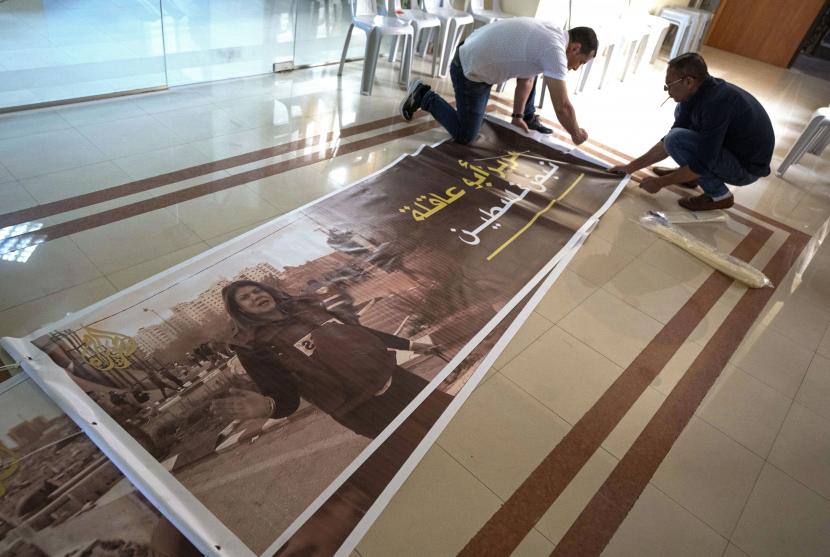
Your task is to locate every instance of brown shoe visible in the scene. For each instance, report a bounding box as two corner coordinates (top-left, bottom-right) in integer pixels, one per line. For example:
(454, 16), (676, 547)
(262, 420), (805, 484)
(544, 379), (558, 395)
(651, 166), (699, 188)
(678, 193), (734, 211)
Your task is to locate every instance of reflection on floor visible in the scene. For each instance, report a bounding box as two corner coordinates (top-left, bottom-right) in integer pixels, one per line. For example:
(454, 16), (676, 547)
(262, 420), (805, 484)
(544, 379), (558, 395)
(0, 45), (829, 556)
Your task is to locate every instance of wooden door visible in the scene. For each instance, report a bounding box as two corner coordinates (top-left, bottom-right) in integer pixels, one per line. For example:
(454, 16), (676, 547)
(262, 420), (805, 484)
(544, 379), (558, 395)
(705, 0), (826, 67)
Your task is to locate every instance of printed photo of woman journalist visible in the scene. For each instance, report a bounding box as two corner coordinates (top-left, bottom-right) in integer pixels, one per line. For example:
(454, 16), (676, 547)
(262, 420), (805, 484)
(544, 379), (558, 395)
(213, 280), (447, 438)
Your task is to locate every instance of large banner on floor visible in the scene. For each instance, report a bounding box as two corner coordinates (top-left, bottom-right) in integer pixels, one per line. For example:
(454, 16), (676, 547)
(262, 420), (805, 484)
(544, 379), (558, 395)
(2, 118), (626, 556)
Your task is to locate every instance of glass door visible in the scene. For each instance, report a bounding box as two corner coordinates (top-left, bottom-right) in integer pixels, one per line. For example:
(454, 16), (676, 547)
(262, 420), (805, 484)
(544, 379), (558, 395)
(0, 0), (167, 110)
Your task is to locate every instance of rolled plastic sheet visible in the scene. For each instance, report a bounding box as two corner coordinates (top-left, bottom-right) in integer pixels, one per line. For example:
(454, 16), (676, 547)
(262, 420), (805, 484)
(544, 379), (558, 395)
(639, 212), (772, 288)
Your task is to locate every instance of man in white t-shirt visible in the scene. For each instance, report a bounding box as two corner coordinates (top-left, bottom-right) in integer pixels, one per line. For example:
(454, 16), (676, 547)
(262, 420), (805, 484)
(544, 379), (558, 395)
(399, 18), (597, 145)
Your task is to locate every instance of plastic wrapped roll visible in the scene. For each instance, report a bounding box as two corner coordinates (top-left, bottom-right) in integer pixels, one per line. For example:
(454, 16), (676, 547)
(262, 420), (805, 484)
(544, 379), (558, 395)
(639, 212), (772, 288)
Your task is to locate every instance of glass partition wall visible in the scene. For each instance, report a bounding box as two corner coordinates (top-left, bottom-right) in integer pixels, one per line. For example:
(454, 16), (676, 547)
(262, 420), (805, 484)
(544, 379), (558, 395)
(0, 0), (365, 111)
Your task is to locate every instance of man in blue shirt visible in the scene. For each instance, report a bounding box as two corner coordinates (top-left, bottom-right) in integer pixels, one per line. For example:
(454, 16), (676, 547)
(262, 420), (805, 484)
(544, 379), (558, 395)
(610, 53), (774, 211)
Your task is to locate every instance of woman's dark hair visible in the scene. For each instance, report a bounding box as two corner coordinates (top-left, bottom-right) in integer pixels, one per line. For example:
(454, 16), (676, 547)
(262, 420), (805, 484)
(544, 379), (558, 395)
(668, 52), (709, 82)
(568, 26), (599, 56)
(222, 279), (293, 330)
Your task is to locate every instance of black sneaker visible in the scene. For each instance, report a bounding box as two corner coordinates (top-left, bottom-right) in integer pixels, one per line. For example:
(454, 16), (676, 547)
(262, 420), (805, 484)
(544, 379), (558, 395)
(400, 79), (430, 121)
(524, 113), (553, 134)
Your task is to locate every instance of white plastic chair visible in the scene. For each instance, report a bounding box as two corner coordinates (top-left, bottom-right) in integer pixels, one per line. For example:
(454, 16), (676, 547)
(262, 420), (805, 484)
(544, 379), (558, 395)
(338, 0), (415, 96)
(658, 7), (694, 60)
(467, 0), (513, 26)
(777, 107), (830, 177)
(422, 0), (475, 77)
(676, 7), (713, 53)
(387, 0), (441, 70)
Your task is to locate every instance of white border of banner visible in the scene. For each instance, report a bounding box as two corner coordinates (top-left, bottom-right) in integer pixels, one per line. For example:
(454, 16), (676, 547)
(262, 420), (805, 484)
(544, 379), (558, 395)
(3, 117), (629, 557)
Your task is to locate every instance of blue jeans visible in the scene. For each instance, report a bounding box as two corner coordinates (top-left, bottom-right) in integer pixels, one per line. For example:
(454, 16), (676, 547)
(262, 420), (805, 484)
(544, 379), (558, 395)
(420, 57), (538, 145)
(663, 128), (759, 198)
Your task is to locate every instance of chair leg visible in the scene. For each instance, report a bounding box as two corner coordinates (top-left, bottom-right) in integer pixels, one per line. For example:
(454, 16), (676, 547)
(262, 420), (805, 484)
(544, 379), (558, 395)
(598, 43), (615, 90)
(620, 38), (638, 82)
(361, 28), (383, 96)
(399, 34), (413, 85)
(388, 36), (399, 63)
(576, 57), (593, 93)
(538, 77), (547, 108)
(777, 116), (824, 177)
(807, 124), (830, 155)
(433, 21), (450, 77)
(650, 26), (670, 63)
(338, 23), (355, 77)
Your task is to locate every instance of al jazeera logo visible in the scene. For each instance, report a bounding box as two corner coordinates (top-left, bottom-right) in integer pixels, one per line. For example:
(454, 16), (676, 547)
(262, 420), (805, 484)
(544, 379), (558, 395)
(0, 445), (18, 498)
(78, 327), (138, 372)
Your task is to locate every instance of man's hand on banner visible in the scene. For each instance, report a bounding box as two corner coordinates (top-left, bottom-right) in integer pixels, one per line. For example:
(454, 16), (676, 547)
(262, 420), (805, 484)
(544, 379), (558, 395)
(210, 388), (274, 420)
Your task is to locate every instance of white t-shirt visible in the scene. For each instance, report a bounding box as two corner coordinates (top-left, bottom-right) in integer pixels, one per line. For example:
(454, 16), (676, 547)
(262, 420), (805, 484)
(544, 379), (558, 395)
(458, 18), (568, 85)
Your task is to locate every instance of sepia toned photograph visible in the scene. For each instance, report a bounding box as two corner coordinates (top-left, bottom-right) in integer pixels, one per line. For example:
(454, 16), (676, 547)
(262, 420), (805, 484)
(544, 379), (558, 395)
(0, 375), (198, 557)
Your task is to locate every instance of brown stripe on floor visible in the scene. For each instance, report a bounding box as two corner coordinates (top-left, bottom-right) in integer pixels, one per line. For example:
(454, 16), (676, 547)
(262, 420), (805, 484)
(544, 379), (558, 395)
(458, 217), (774, 556)
(0, 119), (442, 255)
(0, 112), (433, 229)
(552, 230), (810, 557)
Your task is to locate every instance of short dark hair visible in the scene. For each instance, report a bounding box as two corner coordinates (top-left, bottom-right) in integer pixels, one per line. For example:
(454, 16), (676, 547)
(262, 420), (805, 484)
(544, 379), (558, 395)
(568, 27), (598, 56)
(668, 52), (709, 81)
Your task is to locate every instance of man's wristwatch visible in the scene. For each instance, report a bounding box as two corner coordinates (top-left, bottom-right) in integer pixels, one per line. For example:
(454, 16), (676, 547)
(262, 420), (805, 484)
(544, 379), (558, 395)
(511, 113), (524, 119)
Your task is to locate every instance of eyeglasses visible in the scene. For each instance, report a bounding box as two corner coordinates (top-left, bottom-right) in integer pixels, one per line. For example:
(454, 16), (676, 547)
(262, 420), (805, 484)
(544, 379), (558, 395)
(663, 76), (687, 91)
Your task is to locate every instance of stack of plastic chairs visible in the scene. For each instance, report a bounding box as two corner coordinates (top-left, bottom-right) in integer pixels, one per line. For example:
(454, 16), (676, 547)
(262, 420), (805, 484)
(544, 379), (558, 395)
(338, 0), (414, 96)
(421, 0), (475, 78)
(387, 0), (442, 71)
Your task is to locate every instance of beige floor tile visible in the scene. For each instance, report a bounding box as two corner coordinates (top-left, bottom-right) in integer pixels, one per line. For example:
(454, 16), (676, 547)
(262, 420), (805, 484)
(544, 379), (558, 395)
(590, 194), (659, 257)
(651, 417), (765, 537)
(603, 387), (667, 460)
(687, 283), (747, 346)
(512, 528), (555, 556)
(697, 364), (792, 458)
(70, 209), (204, 275)
(0, 181), (38, 212)
(763, 292), (830, 353)
(768, 403), (830, 500)
(731, 464), (830, 557)
(636, 236), (713, 290)
(0, 237), (102, 311)
(0, 277), (117, 338)
(357, 446), (501, 557)
(245, 163), (342, 214)
(796, 354), (830, 421)
(559, 289), (664, 369)
(491, 311), (554, 370)
(107, 243), (211, 290)
(649, 340), (706, 396)
(604, 258), (697, 324)
(202, 218), (275, 248)
(722, 543), (750, 557)
(112, 143), (217, 180)
(603, 484), (728, 557)
(534, 448), (618, 545)
(533, 269), (598, 324)
(19, 161), (132, 203)
(568, 235), (637, 287)
(818, 325), (830, 359)
(438, 373), (571, 498)
(164, 185), (281, 240)
(730, 325), (815, 398)
(501, 325), (623, 425)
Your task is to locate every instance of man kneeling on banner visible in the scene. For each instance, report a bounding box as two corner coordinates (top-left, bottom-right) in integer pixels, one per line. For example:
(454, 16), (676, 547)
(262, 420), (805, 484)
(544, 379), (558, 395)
(399, 18), (597, 145)
(212, 280), (441, 438)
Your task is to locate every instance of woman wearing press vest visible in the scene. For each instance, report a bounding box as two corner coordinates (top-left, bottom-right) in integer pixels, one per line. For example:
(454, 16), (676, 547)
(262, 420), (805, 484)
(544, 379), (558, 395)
(213, 280), (440, 438)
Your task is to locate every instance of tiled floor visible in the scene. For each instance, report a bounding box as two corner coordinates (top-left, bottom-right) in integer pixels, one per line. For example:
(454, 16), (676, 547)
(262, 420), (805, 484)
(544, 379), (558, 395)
(1, 41), (829, 557)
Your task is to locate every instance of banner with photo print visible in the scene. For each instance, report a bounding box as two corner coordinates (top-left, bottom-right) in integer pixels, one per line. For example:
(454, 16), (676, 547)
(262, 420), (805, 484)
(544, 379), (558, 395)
(2, 118), (627, 556)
